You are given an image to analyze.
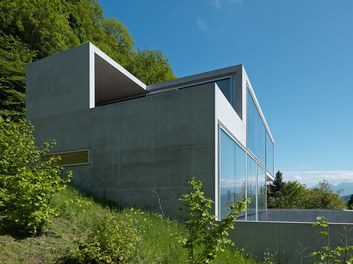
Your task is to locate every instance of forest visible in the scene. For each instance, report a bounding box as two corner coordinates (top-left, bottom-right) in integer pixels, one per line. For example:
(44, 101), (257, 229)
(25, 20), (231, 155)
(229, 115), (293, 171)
(0, 0), (176, 120)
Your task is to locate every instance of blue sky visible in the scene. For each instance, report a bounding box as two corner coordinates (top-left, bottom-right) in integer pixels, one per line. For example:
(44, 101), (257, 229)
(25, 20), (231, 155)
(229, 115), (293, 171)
(98, 0), (353, 187)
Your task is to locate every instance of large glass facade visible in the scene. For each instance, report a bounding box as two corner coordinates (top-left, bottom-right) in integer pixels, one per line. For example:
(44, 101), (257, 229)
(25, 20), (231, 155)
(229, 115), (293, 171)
(219, 129), (246, 219)
(219, 86), (274, 221)
(247, 90), (266, 165)
(247, 89), (274, 174)
(220, 128), (270, 221)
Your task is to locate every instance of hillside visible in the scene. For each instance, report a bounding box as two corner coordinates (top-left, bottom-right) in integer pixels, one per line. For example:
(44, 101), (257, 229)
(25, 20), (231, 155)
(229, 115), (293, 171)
(0, 187), (257, 264)
(310, 182), (353, 197)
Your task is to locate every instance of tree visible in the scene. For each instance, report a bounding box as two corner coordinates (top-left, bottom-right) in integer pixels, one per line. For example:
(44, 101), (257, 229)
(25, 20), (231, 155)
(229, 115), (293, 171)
(128, 48), (176, 85)
(347, 194), (353, 210)
(268, 171), (284, 195)
(0, 35), (34, 119)
(267, 170), (285, 208)
(0, 0), (79, 59)
(277, 181), (307, 208)
(0, 0), (176, 119)
(267, 173), (346, 210)
(179, 177), (248, 263)
(0, 118), (71, 235)
(304, 180), (346, 209)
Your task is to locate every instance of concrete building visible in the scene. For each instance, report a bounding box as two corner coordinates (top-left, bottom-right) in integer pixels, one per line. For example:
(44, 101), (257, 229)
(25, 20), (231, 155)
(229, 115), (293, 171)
(26, 42), (274, 220)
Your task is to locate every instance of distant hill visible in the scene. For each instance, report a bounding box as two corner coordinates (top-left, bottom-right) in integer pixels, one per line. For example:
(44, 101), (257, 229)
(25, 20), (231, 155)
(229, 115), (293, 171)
(342, 194), (352, 203)
(310, 182), (353, 197)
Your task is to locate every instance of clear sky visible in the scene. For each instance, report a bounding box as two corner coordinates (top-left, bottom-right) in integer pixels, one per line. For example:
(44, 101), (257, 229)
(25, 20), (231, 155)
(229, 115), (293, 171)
(98, 0), (353, 187)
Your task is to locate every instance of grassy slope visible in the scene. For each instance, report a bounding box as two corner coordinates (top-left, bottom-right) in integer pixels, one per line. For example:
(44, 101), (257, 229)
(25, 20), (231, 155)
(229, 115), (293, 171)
(0, 187), (258, 263)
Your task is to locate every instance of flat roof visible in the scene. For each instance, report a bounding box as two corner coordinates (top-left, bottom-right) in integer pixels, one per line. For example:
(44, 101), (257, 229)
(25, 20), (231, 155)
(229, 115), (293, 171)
(147, 65), (242, 93)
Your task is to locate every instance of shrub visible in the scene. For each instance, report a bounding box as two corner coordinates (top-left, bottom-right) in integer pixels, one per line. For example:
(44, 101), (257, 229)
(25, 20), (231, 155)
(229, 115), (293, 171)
(0, 118), (71, 235)
(179, 177), (248, 264)
(311, 216), (353, 263)
(73, 212), (140, 263)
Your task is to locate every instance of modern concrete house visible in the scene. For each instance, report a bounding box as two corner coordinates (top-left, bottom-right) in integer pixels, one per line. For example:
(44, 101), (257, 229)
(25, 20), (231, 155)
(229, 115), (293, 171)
(26, 42), (274, 220)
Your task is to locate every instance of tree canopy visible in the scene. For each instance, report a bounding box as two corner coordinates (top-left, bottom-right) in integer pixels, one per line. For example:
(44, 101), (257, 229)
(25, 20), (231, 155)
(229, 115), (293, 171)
(268, 171), (346, 209)
(0, 0), (176, 119)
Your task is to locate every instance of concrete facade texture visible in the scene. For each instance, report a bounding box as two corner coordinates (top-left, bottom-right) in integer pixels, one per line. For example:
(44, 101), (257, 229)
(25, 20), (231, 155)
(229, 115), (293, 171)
(231, 220), (353, 264)
(29, 80), (216, 217)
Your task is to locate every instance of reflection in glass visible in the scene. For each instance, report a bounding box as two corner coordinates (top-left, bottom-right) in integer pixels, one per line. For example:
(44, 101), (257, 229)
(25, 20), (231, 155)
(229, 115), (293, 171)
(257, 166), (266, 220)
(247, 156), (257, 221)
(219, 129), (246, 219)
(220, 130), (235, 219)
(247, 90), (266, 167)
(235, 144), (246, 220)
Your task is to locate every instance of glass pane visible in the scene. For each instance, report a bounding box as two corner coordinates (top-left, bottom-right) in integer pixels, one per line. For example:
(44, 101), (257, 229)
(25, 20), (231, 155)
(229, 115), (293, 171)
(220, 130), (235, 219)
(247, 90), (266, 165)
(219, 129), (246, 220)
(257, 166), (266, 220)
(235, 144), (246, 220)
(247, 156), (257, 220)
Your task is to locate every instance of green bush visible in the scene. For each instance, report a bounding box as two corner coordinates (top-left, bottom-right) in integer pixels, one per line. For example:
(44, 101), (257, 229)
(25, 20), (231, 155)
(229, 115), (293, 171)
(311, 216), (353, 263)
(180, 177), (248, 264)
(73, 212), (140, 263)
(0, 118), (71, 235)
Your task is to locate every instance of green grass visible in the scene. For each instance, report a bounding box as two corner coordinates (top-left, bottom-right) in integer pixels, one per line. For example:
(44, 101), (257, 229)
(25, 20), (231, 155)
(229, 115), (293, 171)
(0, 187), (259, 263)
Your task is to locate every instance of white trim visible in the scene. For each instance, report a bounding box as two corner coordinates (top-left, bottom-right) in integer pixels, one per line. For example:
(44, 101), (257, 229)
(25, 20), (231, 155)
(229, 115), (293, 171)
(89, 43), (95, 108)
(215, 113), (219, 220)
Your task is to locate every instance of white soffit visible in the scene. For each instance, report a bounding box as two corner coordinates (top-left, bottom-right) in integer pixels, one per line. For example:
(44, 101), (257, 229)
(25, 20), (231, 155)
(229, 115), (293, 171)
(92, 45), (146, 105)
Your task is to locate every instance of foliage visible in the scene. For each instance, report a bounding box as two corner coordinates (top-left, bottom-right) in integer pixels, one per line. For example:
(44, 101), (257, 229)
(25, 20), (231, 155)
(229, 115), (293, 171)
(268, 172), (346, 209)
(310, 216), (353, 263)
(128, 48), (176, 85)
(179, 177), (248, 264)
(0, 187), (256, 263)
(305, 181), (346, 209)
(268, 180), (307, 208)
(0, 34), (34, 119)
(0, 118), (71, 235)
(262, 248), (278, 264)
(72, 212), (140, 263)
(268, 171), (284, 197)
(0, 0), (175, 119)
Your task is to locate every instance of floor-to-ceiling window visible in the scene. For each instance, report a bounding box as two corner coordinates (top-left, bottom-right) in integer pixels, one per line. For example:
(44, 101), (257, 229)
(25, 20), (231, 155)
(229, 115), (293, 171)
(219, 129), (246, 219)
(219, 128), (269, 221)
(247, 90), (266, 166)
(218, 87), (274, 221)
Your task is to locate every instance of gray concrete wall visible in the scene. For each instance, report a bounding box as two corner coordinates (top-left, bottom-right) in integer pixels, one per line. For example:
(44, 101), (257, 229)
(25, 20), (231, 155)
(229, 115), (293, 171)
(26, 43), (90, 120)
(261, 209), (353, 223)
(30, 83), (216, 217)
(230, 220), (353, 264)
